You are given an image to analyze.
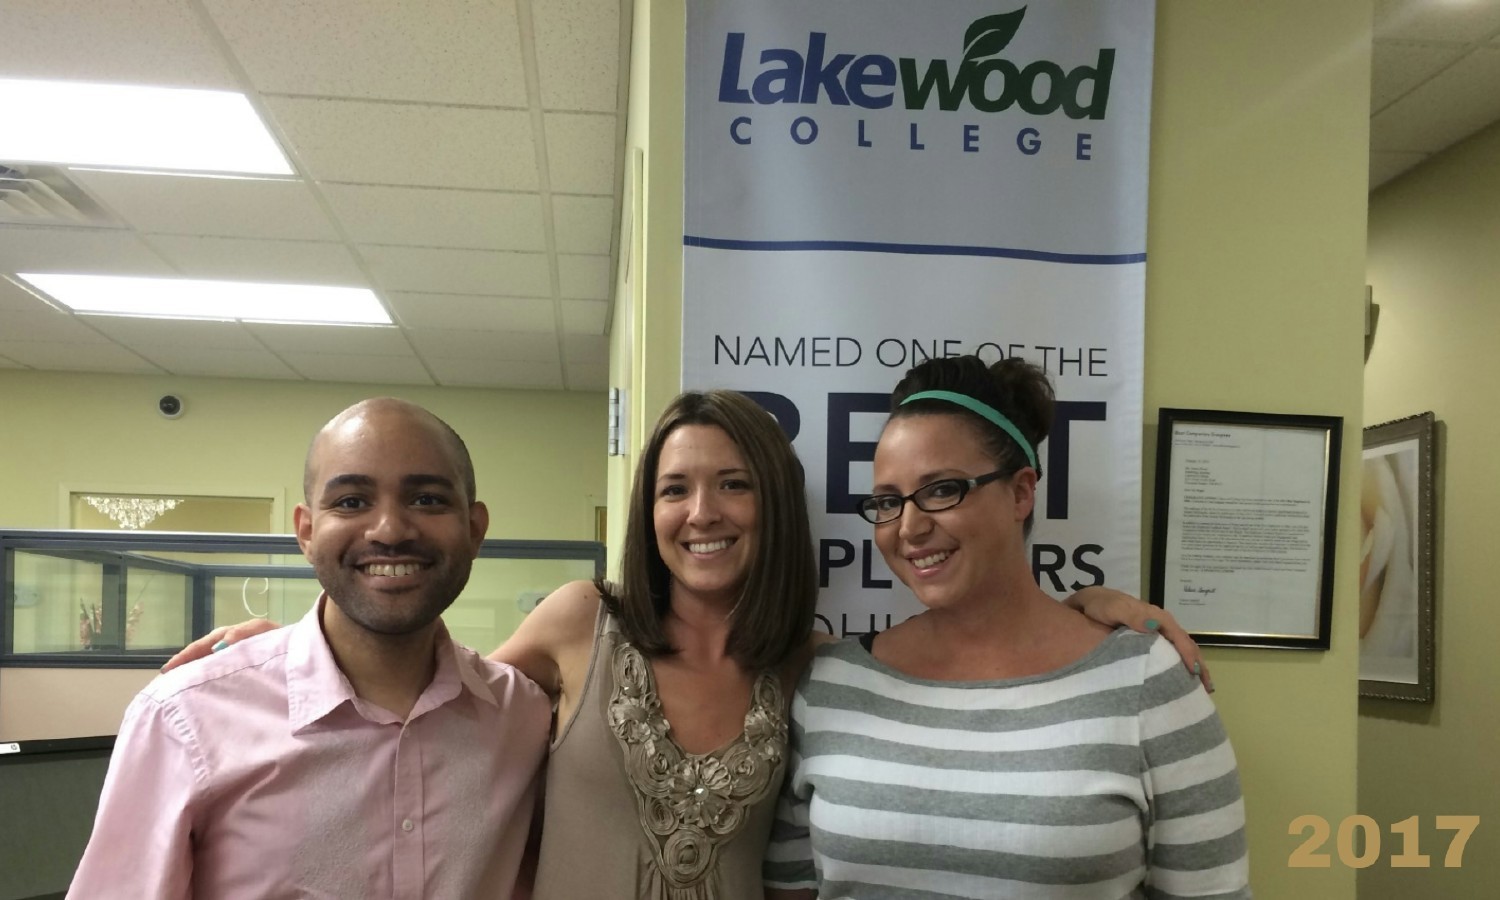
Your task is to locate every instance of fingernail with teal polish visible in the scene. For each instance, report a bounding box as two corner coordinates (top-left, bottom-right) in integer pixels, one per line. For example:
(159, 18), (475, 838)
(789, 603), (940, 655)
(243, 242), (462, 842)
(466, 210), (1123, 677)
(1144, 619), (1160, 631)
(212, 640), (229, 652)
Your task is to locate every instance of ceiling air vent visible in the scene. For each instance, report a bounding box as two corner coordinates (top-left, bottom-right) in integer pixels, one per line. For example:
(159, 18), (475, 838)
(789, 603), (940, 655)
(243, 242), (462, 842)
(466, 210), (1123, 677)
(0, 164), (117, 226)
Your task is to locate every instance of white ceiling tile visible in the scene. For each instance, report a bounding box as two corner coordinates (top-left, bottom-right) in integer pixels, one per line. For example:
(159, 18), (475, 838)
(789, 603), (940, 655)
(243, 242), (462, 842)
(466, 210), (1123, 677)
(544, 114), (619, 194)
(87, 316), (265, 350)
(132, 344), (301, 379)
(362, 246), (551, 296)
(0, 309), (111, 343)
(244, 323), (413, 355)
(408, 329), (559, 362)
(552, 195), (615, 254)
(1370, 41), (1469, 111)
(1369, 150), (1431, 190)
(1371, 47), (1500, 152)
(533, 0), (622, 113)
(560, 299), (608, 335)
(281, 353), (434, 385)
(325, 185), (546, 251)
(563, 333), (610, 361)
(146, 235), (366, 284)
(564, 361), (610, 392)
(0, 276), (58, 311)
(0, 340), (162, 373)
(264, 98), (539, 191)
(69, 170), (341, 241)
(427, 357), (563, 390)
(0, 226), (173, 275)
(385, 292), (555, 332)
(2, 0), (240, 88)
(1375, 0), (1500, 43)
(200, 0), (528, 107)
(558, 254), (611, 300)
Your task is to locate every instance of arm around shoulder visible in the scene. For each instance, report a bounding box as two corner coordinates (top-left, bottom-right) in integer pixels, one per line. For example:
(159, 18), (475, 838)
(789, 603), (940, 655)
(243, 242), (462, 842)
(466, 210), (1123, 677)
(487, 579), (602, 699)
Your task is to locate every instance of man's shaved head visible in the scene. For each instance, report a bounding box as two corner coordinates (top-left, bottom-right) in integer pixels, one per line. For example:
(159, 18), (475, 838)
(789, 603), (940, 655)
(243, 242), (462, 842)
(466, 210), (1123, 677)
(303, 398), (476, 505)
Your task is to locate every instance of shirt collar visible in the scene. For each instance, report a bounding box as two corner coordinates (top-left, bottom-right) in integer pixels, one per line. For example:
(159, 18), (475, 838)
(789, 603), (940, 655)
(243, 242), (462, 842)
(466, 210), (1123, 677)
(285, 594), (497, 734)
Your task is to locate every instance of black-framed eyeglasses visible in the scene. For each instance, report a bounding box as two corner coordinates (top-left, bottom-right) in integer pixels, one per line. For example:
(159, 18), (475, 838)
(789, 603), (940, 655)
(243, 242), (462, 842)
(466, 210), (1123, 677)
(855, 469), (1009, 524)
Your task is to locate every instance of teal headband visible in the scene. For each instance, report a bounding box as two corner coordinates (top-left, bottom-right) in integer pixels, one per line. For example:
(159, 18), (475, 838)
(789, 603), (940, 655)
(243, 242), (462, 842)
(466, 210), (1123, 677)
(899, 390), (1039, 470)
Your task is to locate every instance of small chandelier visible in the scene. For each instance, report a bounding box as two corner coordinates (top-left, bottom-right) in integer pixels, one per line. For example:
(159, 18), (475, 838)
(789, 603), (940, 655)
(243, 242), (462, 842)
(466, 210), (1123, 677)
(83, 495), (183, 530)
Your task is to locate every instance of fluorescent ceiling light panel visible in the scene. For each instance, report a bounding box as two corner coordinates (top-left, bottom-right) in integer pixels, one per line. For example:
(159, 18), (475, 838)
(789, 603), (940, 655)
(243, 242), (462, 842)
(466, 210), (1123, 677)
(18, 274), (390, 326)
(69, 167), (294, 182)
(1, 79), (293, 175)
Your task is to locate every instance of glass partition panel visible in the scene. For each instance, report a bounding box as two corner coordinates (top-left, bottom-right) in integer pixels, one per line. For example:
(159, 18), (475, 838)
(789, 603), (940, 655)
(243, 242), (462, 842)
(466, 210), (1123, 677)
(8, 550), (191, 655)
(450, 556), (599, 654)
(10, 550), (100, 655)
(1, 531), (604, 668)
(120, 564), (190, 652)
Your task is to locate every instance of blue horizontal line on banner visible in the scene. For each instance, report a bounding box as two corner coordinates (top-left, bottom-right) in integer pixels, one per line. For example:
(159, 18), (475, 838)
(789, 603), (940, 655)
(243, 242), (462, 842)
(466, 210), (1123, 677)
(683, 235), (1146, 265)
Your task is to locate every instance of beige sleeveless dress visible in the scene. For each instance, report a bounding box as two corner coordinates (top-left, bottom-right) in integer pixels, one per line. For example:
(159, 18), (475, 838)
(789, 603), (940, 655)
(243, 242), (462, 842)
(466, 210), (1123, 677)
(532, 604), (788, 900)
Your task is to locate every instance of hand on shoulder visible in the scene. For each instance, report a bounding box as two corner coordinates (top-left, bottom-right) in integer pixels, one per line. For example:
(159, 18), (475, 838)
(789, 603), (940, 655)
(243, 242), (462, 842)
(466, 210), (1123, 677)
(159, 618), (284, 673)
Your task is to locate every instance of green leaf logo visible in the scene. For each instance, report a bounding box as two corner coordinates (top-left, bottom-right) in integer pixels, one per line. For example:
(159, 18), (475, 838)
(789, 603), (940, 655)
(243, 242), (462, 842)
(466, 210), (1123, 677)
(963, 8), (1028, 63)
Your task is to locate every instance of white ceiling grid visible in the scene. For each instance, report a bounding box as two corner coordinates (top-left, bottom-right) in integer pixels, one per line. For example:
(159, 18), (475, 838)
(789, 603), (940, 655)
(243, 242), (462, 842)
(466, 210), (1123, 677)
(1370, 0), (1500, 189)
(2, 1), (1496, 386)
(0, 0), (627, 390)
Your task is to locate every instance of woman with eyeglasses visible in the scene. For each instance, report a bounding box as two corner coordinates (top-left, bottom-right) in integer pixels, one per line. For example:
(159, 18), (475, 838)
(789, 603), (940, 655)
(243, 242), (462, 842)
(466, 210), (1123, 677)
(764, 355), (1250, 900)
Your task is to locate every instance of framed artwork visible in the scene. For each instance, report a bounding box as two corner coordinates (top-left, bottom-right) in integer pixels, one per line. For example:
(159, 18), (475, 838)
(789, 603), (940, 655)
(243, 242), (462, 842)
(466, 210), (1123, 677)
(1359, 412), (1437, 702)
(1149, 408), (1342, 650)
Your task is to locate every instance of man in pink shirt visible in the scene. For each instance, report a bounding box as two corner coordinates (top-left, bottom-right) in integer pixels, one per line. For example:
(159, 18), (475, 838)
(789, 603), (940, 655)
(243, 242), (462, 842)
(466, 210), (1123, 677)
(67, 398), (551, 899)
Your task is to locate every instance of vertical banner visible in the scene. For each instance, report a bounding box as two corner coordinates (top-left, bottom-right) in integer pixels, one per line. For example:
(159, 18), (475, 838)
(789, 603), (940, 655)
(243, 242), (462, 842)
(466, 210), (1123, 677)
(683, 0), (1155, 633)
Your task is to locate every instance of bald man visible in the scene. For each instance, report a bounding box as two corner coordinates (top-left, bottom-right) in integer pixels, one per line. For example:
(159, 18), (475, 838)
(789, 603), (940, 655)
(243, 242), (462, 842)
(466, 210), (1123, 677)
(69, 399), (550, 899)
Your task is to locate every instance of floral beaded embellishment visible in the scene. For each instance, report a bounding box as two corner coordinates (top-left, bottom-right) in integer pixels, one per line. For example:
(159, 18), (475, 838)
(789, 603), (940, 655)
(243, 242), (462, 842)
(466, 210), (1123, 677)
(607, 641), (786, 895)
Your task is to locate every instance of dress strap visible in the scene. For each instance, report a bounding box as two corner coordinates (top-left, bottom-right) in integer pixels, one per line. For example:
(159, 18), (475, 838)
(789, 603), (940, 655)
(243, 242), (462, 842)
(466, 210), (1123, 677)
(550, 595), (611, 751)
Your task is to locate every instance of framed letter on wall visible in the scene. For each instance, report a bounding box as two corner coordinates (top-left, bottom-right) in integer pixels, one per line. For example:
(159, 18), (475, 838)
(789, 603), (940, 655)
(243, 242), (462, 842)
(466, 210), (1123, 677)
(1149, 408), (1343, 650)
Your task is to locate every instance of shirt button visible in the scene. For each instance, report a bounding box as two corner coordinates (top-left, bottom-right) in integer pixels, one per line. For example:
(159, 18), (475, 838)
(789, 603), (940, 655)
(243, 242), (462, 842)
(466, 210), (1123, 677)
(401, 818), (414, 833)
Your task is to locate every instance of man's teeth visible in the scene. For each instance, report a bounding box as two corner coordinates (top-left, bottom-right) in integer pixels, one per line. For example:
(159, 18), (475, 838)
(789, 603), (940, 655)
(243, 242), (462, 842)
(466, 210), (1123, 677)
(363, 563), (422, 577)
(912, 551), (951, 568)
(688, 539), (732, 554)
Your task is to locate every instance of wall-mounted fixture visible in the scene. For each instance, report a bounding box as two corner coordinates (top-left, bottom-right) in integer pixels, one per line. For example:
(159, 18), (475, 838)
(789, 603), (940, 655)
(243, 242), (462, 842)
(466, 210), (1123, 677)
(608, 387), (628, 456)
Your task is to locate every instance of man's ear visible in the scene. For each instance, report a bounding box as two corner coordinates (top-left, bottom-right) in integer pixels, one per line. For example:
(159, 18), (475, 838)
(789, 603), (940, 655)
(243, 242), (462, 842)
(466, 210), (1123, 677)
(468, 501), (490, 557)
(294, 503), (313, 555)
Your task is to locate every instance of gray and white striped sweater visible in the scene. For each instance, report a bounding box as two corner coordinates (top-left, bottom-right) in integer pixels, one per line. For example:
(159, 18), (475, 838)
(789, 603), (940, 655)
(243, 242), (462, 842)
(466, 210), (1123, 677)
(764, 628), (1250, 899)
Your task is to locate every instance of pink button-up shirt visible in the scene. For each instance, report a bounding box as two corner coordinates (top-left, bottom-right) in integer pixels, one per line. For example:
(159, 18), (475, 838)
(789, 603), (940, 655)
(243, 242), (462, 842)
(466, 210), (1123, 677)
(67, 597), (550, 899)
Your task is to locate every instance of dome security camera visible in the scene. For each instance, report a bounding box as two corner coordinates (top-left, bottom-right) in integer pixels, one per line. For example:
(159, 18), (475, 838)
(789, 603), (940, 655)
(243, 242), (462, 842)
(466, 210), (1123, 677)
(158, 395), (184, 419)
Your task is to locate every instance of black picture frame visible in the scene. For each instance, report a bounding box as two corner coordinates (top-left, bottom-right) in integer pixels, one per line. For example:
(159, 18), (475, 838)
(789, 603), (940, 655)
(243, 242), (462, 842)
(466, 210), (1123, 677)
(1358, 412), (1437, 703)
(1149, 408), (1342, 650)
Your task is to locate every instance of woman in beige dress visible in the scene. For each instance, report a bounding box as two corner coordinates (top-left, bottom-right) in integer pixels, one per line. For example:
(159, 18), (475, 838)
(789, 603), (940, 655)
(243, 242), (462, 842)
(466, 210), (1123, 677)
(508, 390), (818, 898)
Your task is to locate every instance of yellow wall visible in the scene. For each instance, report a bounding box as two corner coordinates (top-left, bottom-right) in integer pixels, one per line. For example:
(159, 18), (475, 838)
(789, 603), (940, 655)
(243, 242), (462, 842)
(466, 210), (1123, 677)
(1360, 119), (1500, 899)
(624, 0), (685, 426)
(1143, 5), (1370, 896)
(0, 370), (604, 535)
(603, 0), (690, 576)
(631, 2), (1372, 896)
(0, 369), (605, 739)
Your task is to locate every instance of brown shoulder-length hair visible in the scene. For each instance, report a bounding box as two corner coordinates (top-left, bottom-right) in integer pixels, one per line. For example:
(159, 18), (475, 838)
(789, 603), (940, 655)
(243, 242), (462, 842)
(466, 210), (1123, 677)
(599, 390), (817, 670)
